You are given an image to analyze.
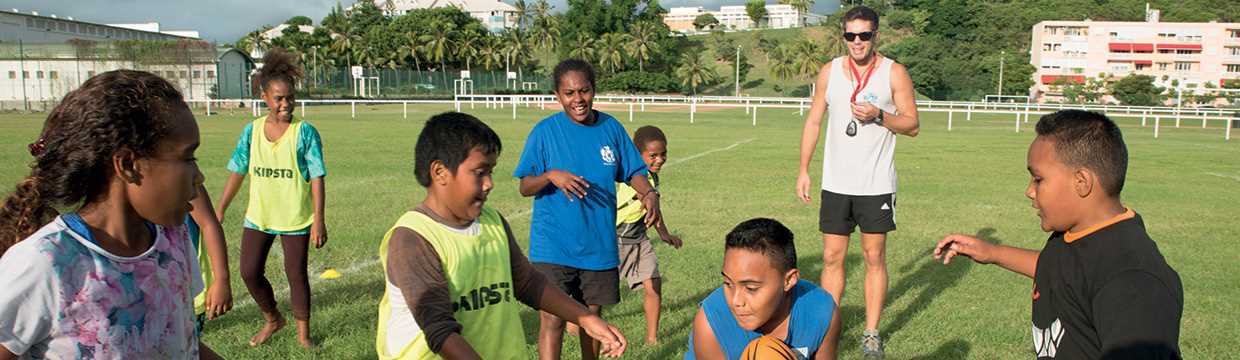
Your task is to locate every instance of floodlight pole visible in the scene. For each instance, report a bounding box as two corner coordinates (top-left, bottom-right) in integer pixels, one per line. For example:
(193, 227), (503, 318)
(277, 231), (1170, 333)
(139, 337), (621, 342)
(20, 39), (29, 112)
(735, 45), (741, 97)
(997, 50), (1005, 96)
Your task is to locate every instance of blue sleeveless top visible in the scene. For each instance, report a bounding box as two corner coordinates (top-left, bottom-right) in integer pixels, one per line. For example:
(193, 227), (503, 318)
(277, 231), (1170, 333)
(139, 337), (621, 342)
(685, 280), (834, 360)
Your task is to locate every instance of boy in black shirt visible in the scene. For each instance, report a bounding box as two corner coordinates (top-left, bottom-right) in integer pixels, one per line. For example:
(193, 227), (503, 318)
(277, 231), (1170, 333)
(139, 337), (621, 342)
(934, 110), (1182, 359)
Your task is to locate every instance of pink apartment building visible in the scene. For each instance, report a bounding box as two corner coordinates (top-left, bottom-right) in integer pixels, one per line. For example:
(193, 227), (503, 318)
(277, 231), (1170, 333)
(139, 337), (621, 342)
(1030, 11), (1240, 104)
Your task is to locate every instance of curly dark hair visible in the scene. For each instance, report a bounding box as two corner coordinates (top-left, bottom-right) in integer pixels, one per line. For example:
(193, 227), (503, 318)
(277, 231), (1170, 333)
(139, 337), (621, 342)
(0, 70), (186, 255)
(252, 47), (304, 95)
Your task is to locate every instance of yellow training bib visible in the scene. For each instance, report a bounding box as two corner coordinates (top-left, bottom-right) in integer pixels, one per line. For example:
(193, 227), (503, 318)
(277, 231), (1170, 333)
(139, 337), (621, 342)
(376, 207), (528, 360)
(244, 117), (314, 232)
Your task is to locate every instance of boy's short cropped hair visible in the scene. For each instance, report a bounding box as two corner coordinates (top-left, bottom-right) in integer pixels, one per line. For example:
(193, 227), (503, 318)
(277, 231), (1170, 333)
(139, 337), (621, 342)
(1034, 110), (1128, 197)
(725, 218), (797, 272)
(413, 112), (502, 187)
(632, 125), (667, 149)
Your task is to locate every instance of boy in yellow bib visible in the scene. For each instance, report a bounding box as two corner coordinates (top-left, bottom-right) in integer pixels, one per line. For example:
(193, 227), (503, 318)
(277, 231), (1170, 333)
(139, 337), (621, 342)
(376, 112), (627, 359)
(216, 48), (327, 349)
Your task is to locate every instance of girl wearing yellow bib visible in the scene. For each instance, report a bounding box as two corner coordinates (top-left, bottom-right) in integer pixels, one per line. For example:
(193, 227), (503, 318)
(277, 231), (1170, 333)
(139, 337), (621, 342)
(216, 49), (327, 349)
(378, 112), (627, 359)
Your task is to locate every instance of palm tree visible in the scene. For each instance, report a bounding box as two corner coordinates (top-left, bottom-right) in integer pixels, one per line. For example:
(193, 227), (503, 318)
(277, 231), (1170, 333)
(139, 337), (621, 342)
(512, 0), (530, 29)
(502, 28), (531, 77)
(531, 15), (561, 51)
(402, 30), (426, 73)
(567, 32), (597, 63)
(676, 52), (718, 95)
(425, 21), (455, 86)
(628, 21), (660, 72)
(768, 45), (797, 80)
(597, 33), (629, 73)
(779, 0), (814, 27)
(478, 36), (503, 71)
(532, 0), (552, 21)
(330, 27), (359, 71)
(456, 31), (483, 71)
(793, 39), (822, 79)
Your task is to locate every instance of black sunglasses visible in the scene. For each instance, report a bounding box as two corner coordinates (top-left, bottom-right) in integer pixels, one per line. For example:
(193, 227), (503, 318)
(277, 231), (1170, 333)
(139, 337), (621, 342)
(843, 31), (875, 42)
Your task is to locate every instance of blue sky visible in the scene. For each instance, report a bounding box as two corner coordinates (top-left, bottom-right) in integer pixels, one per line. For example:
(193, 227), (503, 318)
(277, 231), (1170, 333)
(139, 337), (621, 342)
(9, 0), (844, 43)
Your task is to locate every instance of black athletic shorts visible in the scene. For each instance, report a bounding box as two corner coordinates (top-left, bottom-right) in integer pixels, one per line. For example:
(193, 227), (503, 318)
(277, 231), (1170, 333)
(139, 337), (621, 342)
(819, 190), (897, 235)
(533, 263), (620, 306)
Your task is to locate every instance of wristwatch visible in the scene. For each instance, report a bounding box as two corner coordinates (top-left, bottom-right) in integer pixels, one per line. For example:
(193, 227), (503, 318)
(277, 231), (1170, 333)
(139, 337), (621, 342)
(873, 111), (885, 126)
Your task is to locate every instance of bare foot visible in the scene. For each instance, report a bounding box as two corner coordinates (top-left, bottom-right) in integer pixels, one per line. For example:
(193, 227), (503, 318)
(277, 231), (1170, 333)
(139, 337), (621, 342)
(248, 317), (286, 347)
(296, 319), (318, 350)
(646, 337), (659, 345)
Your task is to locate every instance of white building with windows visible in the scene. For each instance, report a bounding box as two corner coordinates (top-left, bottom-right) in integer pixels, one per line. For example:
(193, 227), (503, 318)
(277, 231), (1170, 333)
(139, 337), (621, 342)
(0, 9), (199, 43)
(664, 4), (814, 33)
(351, 0), (518, 33)
(1030, 8), (1240, 103)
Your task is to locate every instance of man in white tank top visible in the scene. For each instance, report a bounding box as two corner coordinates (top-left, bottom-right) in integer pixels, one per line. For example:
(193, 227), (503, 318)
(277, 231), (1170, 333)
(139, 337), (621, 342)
(794, 6), (920, 359)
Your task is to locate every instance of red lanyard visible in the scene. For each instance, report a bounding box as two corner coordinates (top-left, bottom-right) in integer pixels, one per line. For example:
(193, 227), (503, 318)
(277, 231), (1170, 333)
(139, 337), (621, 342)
(848, 57), (878, 103)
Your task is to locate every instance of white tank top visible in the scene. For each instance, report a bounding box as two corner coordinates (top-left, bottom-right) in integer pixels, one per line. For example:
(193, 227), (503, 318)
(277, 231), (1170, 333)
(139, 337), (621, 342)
(822, 55), (898, 195)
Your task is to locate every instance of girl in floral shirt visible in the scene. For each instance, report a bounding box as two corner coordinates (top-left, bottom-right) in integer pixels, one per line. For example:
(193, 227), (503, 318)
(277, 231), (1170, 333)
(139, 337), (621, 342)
(0, 70), (220, 359)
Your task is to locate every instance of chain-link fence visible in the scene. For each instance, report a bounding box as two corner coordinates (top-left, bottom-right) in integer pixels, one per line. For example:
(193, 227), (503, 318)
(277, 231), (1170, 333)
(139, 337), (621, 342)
(0, 40), (553, 111)
(300, 67), (552, 99)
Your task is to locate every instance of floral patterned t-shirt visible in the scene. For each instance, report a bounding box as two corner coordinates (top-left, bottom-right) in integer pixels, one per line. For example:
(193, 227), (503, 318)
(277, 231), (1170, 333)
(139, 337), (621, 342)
(0, 216), (202, 359)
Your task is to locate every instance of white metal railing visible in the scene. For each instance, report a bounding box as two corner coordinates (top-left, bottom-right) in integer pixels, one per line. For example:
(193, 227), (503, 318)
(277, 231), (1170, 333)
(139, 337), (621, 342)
(184, 94), (1238, 141)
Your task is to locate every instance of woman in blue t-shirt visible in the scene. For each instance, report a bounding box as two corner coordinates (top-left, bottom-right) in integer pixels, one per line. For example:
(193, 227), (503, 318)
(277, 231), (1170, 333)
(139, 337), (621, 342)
(513, 59), (661, 360)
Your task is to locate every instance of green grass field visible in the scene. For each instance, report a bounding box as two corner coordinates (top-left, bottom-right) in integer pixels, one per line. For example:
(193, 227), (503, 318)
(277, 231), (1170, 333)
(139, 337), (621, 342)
(1, 103), (1236, 359)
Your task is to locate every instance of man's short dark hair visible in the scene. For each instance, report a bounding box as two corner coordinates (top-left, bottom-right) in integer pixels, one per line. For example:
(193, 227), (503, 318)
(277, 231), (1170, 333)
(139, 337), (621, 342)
(842, 6), (879, 31)
(725, 218), (797, 272)
(632, 125), (667, 149)
(413, 112), (502, 187)
(1035, 110), (1128, 197)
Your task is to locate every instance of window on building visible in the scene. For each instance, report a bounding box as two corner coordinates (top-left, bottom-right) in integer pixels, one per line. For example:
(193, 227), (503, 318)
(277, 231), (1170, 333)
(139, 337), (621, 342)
(1230, 30), (1240, 38)
(206, 70), (215, 78)
(1071, 67), (1085, 74)
(1227, 64), (1240, 72)
(1229, 47), (1240, 56)
(1175, 62), (1193, 71)
(1158, 62), (1169, 70)
(36, 71), (43, 79)
(180, 71), (188, 78)
(7, 71), (14, 79)
(49, 71), (58, 79)
(70, 23), (78, 33)
(87, 71), (95, 78)
(26, 18), (33, 27)
(34, 19), (45, 29)
(1109, 32), (1118, 37)
(58, 22), (67, 32)
(193, 70), (201, 79)
(22, 71), (28, 79)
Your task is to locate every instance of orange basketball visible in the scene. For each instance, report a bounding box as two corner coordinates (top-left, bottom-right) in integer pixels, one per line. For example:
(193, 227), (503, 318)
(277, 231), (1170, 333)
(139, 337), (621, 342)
(740, 335), (802, 360)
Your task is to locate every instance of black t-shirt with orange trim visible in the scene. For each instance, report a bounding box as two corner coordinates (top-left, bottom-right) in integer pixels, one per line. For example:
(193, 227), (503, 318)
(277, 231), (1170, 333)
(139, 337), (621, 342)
(1031, 210), (1183, 359)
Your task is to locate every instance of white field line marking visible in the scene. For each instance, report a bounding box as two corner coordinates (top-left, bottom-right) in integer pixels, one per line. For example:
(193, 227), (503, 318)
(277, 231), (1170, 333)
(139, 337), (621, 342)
(234, 138), (757, 309)
(505, 137), (757, 219)
(1205, 172), (1240, 182)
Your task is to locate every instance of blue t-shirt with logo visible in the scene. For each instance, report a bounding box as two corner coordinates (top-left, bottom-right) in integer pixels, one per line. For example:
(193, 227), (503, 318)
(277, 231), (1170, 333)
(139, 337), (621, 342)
(685, 280), (835, 360)
(513, 111), (647, 270)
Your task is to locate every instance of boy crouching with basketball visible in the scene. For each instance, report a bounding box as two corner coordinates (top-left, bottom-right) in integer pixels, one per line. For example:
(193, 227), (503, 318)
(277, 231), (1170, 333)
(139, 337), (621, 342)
(935, 110), (1183, 358)
(686, 218), (835, 360)
(375, 112), (626, 359)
